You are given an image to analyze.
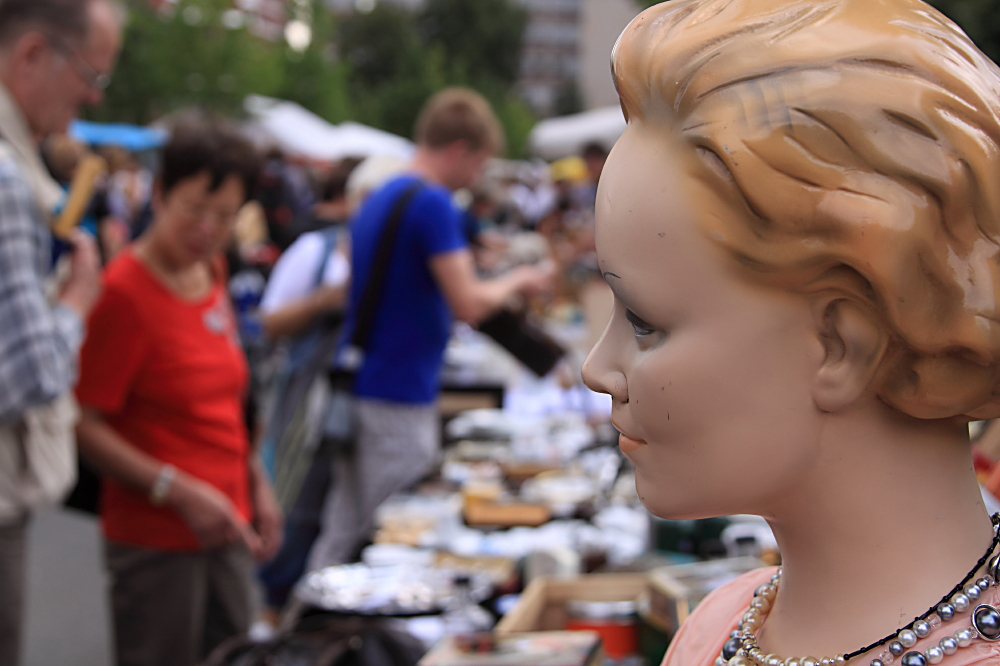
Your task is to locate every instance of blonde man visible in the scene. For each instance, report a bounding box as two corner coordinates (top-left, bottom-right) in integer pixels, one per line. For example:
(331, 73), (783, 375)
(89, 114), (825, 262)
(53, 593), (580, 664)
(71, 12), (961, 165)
(306, 88), (551, 570)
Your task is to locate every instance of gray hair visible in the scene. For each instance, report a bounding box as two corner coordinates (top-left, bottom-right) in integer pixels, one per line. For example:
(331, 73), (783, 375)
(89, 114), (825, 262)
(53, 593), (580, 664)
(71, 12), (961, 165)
(0, 0), (122, 48)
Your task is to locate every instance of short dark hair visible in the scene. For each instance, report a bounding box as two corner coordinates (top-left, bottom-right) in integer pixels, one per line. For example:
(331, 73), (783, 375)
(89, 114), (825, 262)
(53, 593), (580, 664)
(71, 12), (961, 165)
(0, 0), (106, 47)
(161, 120), (261, 204)
(319, 159), (361, 203)
(581, 142), (607, 160)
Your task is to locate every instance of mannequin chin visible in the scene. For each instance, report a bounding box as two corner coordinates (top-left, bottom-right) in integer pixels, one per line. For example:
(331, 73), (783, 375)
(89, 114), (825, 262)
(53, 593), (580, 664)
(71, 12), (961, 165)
(582, 0), (1000, 660)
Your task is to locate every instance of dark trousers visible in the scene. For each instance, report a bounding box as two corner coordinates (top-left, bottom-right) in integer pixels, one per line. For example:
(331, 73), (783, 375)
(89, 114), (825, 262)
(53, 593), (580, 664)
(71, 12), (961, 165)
(105, 540), (255, 666)
(259, 446), (334, 609)
(0, 516), (28, 666)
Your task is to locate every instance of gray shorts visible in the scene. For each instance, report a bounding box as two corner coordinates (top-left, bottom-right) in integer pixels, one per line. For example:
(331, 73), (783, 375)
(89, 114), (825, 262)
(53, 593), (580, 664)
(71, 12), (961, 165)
(306, 398), (439, 571)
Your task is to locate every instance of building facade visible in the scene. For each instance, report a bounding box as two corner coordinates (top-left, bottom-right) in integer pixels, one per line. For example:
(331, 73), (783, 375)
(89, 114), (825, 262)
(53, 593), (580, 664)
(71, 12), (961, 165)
(579, 0), (641, 111)
(517, 0), (580, 117)
(514, 0), (641, 117)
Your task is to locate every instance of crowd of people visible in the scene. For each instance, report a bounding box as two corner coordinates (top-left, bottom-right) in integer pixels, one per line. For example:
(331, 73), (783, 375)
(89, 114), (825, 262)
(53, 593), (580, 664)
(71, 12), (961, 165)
(0, 2), (607, 665)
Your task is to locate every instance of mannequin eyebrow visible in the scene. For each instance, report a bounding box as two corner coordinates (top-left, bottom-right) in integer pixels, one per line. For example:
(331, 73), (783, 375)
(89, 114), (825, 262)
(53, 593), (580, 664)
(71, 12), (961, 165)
(602, 271), (636, 309)
(601, 271), (623, 294)
(602, 270), (659, 322)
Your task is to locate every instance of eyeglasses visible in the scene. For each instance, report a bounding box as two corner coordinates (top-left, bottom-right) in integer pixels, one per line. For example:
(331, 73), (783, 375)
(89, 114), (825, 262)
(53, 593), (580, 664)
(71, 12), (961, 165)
(45, 34), (111, 91)
(177, 197), (239, 228)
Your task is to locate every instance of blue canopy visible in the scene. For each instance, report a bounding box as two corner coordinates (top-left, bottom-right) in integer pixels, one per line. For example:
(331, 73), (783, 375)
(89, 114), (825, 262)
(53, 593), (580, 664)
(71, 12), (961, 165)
(69, 120), (167, 152)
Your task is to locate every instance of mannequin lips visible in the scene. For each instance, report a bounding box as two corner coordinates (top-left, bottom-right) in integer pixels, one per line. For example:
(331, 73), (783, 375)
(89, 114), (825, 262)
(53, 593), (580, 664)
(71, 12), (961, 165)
(618, 433), (647, 454)
(613, 421), (647, 454)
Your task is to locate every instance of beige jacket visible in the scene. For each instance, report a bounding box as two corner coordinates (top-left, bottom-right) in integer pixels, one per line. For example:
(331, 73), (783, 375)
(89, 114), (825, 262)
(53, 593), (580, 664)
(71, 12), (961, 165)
(0, 82), (78, 524)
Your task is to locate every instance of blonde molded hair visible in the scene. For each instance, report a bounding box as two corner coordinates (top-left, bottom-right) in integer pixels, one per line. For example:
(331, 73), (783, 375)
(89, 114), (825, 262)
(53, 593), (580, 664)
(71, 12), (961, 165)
(612, 0), (1000, 420)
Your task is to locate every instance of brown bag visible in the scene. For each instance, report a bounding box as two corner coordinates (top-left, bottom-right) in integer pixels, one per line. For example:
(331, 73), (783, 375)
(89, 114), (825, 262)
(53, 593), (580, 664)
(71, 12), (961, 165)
(477, 307), (566, 377)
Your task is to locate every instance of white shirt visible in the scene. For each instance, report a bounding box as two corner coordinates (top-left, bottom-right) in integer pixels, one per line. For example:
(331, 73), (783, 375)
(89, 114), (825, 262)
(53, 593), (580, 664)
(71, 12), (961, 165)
(259, 230), (350, 314)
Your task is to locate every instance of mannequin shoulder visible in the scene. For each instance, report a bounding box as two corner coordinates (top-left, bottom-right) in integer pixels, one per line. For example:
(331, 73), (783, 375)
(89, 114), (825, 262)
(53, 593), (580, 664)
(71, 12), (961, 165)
(661, 567), (778, 666)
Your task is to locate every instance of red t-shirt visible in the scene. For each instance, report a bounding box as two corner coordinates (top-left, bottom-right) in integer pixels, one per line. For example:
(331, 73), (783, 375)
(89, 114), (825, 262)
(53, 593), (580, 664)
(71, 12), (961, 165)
(76, 250), (252, 551)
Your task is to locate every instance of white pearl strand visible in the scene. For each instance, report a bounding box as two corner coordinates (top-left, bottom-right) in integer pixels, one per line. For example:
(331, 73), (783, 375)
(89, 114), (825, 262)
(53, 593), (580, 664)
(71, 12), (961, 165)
(713, 570), (847, 666)
(714, 569), (997, 666)
(867, 574), (994, 666)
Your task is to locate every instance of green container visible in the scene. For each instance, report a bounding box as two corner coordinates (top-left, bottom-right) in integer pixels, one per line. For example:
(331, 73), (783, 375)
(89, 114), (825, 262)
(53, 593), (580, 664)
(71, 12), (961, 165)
(637, 609), (672, 666)
(650, 517), (730, 556)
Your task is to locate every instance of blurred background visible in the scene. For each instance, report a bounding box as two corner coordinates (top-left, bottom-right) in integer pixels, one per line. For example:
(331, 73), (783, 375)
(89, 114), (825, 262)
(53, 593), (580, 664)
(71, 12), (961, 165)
(24, 2), (1000, 666)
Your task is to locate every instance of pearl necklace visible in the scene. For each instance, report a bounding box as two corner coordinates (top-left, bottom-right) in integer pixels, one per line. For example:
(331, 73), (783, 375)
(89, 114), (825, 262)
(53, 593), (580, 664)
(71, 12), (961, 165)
(716, 515), (1000, 666)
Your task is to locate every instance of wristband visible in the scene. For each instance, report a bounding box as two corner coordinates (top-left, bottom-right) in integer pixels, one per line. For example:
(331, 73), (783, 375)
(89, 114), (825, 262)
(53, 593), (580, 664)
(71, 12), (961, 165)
(149, 464), (176, 506)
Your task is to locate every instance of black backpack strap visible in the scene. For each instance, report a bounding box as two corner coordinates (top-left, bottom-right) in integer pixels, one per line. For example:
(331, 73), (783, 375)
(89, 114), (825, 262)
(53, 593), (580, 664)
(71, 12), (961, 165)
(343, 181), (423, 365)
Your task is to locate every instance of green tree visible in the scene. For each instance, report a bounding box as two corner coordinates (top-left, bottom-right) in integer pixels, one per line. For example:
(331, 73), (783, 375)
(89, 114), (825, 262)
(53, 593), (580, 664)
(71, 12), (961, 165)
(928, 0), (1000, 62)
(92, 0), (537, 157)
(419, 0), (528, 87)
(338, 4), (424, 93)
(335, 5), (439, 138)
(91, 0), (285, 124)
(278, 8), (352, 123)
(335, 0), (536, 156)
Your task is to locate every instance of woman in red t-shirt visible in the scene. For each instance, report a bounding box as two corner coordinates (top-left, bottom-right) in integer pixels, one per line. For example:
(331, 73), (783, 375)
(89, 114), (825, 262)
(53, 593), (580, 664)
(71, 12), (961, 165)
(76, 121), (282, 666)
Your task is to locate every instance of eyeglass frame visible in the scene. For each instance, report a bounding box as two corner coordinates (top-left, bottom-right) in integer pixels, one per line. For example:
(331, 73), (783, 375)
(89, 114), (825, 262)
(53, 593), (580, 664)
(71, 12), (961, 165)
(44, 33), (111, 92)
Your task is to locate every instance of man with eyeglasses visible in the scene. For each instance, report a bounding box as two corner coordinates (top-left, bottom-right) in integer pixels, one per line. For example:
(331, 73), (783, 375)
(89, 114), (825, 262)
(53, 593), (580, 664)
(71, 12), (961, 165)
(0, 0), (122, 663)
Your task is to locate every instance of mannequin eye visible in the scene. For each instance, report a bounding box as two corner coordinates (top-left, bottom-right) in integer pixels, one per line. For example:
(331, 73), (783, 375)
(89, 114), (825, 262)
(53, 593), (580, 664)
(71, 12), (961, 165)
(625, 308), (655, 337)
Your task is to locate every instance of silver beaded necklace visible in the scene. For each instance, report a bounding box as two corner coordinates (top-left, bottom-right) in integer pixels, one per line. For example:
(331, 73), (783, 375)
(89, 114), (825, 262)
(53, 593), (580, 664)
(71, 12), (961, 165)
(716, 514), (1000, 666)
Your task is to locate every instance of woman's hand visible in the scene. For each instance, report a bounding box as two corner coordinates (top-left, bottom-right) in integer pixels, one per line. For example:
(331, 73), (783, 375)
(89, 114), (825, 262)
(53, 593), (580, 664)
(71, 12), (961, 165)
(249, 462), (284, 563)
(168, 473), (262, 554)
(76, 410), (263, 554)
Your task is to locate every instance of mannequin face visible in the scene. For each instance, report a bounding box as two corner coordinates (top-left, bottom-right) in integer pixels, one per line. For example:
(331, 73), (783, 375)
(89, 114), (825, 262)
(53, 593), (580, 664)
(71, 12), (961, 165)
(582, 123), (831, 520)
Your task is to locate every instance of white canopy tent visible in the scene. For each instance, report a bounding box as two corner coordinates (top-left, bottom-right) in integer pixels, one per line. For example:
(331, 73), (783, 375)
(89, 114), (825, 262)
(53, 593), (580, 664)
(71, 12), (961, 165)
(244, 95), (415, 162)
(527, 106), (627, 161)
(330, 121), (415, 161)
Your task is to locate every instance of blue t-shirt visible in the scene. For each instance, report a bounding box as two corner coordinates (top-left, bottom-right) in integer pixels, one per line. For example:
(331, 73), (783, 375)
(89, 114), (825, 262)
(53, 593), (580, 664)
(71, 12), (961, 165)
(342, 175), (467, 404)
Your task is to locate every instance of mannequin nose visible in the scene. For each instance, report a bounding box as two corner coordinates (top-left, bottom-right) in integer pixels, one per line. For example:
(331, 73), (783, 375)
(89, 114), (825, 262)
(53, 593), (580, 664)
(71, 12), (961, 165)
(582, 327), (628, 405)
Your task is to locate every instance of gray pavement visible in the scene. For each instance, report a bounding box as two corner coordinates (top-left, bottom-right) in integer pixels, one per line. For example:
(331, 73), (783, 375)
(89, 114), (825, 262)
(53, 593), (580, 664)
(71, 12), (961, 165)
(23, 508), (112, 666)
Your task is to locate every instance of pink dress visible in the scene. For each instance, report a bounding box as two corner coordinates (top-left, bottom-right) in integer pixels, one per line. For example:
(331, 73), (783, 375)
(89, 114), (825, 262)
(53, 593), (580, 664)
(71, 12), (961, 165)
(663, 567), (1000, 666)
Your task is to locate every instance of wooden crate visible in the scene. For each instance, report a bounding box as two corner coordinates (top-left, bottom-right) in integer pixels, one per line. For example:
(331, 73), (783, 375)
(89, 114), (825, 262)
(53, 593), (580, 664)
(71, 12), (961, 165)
(463, 497), (552, 528)
(647, 557), (767, 634)
(495, 573), (649, 635)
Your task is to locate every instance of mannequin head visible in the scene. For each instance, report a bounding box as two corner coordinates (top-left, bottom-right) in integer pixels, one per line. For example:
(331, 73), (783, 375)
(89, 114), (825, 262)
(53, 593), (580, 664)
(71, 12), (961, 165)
(583, 0), (1000, 518)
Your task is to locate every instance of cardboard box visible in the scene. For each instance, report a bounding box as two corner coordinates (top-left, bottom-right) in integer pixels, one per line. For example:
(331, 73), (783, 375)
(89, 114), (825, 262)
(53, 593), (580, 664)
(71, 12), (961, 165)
(495, 573), (648, 635)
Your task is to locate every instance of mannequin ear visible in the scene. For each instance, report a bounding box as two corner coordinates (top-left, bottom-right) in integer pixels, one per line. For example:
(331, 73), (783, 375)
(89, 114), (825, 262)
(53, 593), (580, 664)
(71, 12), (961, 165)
(811, 297), (888, 412)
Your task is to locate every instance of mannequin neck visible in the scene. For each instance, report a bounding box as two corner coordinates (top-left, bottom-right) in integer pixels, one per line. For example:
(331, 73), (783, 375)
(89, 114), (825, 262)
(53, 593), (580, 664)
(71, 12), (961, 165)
(756, 398), (994, 663)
